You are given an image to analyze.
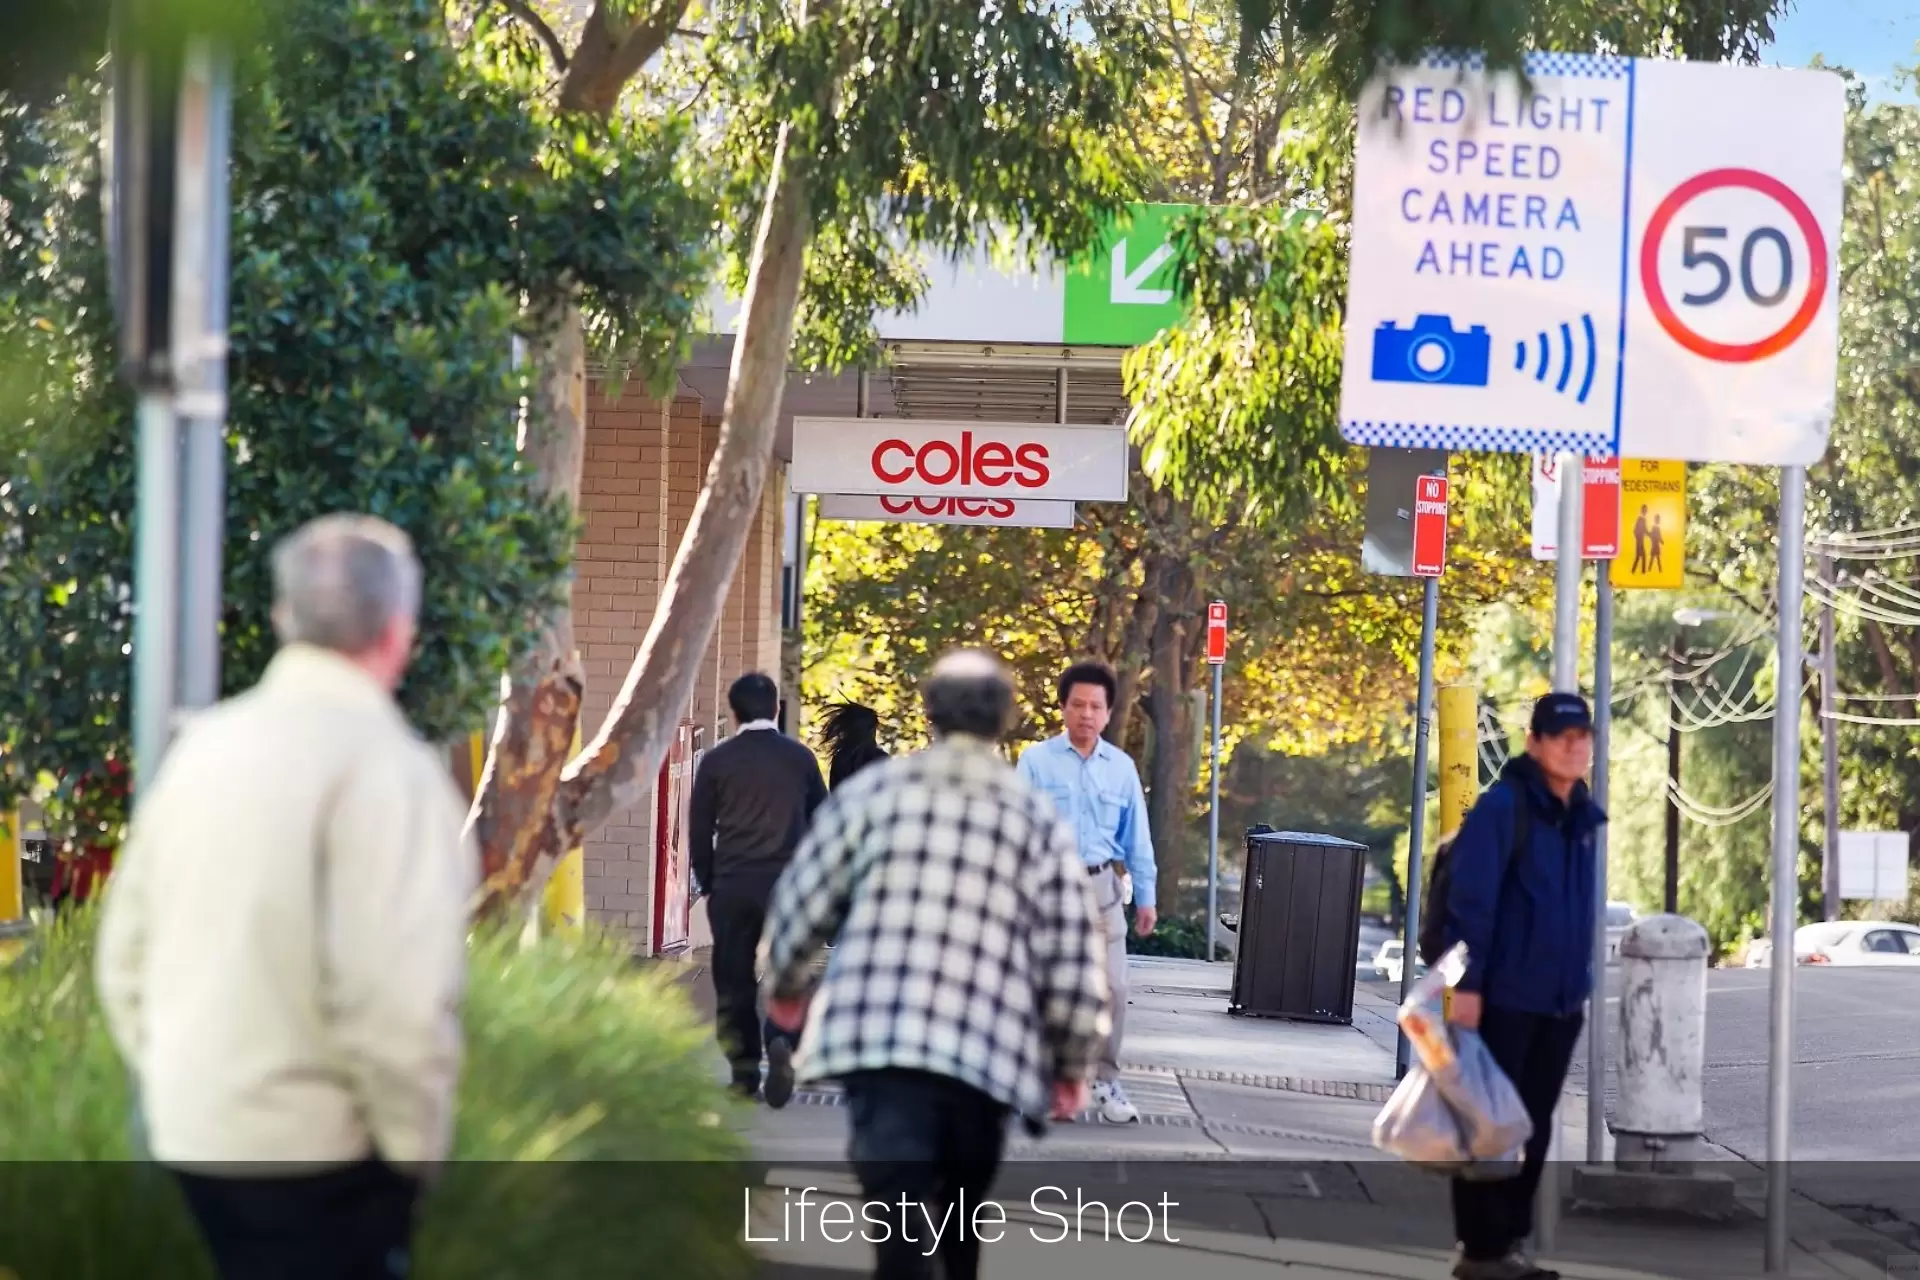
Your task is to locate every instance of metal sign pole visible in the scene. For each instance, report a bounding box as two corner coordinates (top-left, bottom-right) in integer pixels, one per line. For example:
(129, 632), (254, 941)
(1536, 450), (1585, 1252)
(1588, 558), (1613, 1164)
(1766, 466), (1808, 1275)
(1818, 551), (1841, 921)
(1395, 573), (1440, 1078)
(173, 39), (232, 713)
(1551, 453), (1586, 691)
(1207, 659), (1223, 964)
(132, 394), (182, 793)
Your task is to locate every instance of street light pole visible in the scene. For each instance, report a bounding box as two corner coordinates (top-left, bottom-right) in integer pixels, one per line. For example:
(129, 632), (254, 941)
(1665, 632), (1683, 915)
(1818, 552), (1841, 921)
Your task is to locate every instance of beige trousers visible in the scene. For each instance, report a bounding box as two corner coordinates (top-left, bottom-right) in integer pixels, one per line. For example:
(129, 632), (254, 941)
(1091, 866), (1128, 1081)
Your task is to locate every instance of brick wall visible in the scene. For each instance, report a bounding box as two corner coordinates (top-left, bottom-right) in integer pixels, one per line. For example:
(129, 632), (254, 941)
(575, 386), (703, 948)
(573, 393), (790, 947)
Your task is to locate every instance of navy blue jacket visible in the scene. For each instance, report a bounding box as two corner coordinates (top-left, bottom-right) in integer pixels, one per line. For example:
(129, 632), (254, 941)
(1443, 754), (1605, 1017)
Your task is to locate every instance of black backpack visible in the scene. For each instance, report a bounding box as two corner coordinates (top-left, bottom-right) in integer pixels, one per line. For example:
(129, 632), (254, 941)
(1417, 787), (1531, 966)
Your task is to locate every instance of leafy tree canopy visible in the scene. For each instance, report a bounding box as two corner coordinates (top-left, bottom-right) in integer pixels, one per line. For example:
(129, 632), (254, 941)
(0, 0), (712, 844)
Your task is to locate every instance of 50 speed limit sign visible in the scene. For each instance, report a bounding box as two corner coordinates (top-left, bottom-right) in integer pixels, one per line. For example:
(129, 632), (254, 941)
(1340, 53), (1843, 466)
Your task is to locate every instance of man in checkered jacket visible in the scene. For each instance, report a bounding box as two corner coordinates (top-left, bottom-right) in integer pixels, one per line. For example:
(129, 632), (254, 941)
(763, 650), (1110, 1280)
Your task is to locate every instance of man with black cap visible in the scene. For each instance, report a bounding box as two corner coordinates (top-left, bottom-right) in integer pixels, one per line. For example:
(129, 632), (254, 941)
(1440, 691), (1604, 1280)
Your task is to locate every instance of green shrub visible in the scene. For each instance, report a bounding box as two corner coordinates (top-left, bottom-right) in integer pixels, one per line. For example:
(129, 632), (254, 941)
(0, 910), (754, 1280)
(1124, 909), (1231, 962)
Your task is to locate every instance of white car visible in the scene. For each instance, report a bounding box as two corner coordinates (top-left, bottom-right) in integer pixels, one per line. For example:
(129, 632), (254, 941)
(1792, 920), (1920, 967)
(1746, 921), (1920, 967)
(1604, 901), (1637, 963)
(1373, 939), (1428, 984)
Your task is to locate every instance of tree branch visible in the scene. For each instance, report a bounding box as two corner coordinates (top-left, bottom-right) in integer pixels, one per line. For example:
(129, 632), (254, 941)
(497, 0), (569, 71)
(1866, 618), (1908, 698)
(558, 0), (694, 114)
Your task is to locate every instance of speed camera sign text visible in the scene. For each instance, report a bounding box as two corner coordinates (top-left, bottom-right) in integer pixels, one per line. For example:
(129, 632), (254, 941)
(1340, 53), (1843, 467)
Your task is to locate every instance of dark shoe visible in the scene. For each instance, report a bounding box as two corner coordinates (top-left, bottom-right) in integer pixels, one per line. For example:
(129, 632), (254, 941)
(729, 1075), (760, 1102)
(764, 1037), (795, 1110)
(1503, 1250), (1558, 1280)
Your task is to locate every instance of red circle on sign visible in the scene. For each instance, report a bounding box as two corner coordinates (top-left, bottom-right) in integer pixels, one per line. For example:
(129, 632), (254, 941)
(1639, 168), (1827, 364)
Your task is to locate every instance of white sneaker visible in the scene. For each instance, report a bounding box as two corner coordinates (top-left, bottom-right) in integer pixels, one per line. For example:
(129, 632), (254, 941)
(1091, 1080), (1140, 1124)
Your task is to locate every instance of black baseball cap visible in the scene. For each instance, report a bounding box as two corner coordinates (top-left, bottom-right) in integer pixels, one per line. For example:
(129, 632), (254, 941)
(1530, 692), (1594, 737)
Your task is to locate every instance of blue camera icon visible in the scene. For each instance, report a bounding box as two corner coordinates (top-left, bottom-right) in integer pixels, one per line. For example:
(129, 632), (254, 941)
(1371, 314), (1491, 387)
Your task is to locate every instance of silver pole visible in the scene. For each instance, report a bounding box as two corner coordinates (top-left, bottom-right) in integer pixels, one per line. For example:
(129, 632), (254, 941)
(1396, 574), (1440, 1077)
(1207, 660), (1223, 964)
(132, 391), (182, 795)
(1056, 367), (1069, 424)
(1766, 466), (1807, 1275)
(1588, 558), (1613, 1164)
(1536, 452), (1584, 1253)
(173, 40), (232, 712)
(1818, 552), (1840, 921)
(1552, 453), (1585, 691)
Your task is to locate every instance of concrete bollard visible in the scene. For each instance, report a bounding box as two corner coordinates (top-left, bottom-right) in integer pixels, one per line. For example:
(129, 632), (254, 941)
(1570, 914), (1735, 1218)
(1615, 914), (1710, 1170)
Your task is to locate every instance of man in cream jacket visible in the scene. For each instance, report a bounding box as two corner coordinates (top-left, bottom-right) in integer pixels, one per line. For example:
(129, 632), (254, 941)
(97, 514), (475, 1280)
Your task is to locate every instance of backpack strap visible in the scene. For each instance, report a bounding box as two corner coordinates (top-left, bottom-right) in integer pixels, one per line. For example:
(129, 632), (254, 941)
(1491, 778), (1531, 898)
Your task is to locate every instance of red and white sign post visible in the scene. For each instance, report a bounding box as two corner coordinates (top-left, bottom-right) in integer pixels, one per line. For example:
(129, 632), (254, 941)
(1204, 599), (1227, 962)
(1205, 601), (1228, 665)
(1411, 475), (1449, 578)
(1531, 455), (1623, 560)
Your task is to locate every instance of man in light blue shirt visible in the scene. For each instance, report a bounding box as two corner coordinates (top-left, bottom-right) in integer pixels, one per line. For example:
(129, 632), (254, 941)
(1016, 660), (1156, 1123)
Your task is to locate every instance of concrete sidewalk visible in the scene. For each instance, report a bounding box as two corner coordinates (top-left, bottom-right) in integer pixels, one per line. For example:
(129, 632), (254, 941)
(678, 952), (1913, 1280)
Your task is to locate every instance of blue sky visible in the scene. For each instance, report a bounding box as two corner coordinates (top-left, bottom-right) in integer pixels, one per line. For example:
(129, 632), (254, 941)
(1766, 0), (1920, 95)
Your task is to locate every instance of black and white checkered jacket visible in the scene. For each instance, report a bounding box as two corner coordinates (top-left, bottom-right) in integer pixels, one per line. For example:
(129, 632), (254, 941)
(762, 736), (1111, 1118)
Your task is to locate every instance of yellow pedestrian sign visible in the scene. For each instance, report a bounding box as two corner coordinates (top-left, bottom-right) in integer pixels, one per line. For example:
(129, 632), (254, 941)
(1616, 460), (1686, 590)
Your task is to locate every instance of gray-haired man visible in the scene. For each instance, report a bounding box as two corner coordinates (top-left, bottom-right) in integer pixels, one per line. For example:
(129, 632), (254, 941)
(99, 514), (476, 1280)
(764, 650), (1109, 1280)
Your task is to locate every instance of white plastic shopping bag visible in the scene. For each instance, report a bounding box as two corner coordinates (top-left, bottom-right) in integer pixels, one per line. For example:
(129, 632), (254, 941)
(1372, 943), (1532, 1179)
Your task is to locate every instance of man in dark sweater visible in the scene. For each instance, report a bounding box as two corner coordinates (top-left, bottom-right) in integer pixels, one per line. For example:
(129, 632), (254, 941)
(691, 672), (827, 1107)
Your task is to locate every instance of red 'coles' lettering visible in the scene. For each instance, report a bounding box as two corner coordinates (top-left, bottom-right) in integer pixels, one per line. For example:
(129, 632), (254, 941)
(879, 496), (1018, 519)
(869, 431), (1051, 490)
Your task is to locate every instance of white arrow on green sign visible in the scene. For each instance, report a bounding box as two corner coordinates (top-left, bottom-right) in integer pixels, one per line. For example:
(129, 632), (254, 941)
(701, 202), (1200, 349)
(1063, 203), (1193, 346)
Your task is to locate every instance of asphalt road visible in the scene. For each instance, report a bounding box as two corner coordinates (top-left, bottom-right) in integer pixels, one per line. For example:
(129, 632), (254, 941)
(1358, 962), (1920, 1161)
(1693, 966), (1920, 1162)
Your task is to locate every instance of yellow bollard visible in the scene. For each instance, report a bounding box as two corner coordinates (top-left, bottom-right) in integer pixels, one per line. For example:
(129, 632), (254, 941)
(1437, 684), (1479, 840)
(0, 809), (20, 923)
(541, 721), (585, 935)
(468, 730), (486, 798)
(0, 809), (26, 967)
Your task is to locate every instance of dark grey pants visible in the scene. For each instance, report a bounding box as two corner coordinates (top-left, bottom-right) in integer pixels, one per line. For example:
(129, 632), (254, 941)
(174, 1158), (419, 1280)
(843, 1069), (1012, 1280)
(1450, 1006), (1583, 1261)
(707, 888), (790, 1084)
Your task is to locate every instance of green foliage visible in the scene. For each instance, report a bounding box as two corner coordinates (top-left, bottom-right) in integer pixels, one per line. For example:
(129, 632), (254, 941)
(1128, 208), (1350, 523)
(0, 910), (751, 1277)
(0, 0), (714, 843)
(693, 0), (1148, 373)
(803, 511), (1110, 745)
(1125, 908), (1232, 960)
(1130, 0), (1788, 519)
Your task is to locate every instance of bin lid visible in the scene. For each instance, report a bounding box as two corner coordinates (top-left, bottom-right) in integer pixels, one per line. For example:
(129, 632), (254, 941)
(1245, 829), (1370, 852)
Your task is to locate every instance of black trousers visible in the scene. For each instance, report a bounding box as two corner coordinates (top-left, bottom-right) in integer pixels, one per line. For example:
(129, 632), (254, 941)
(1451, 1005), (1584, 1261)
(842, 1069), (1012, 1280)
(172, 1158), (420, 1280)
(708, 887), (789, 1084)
